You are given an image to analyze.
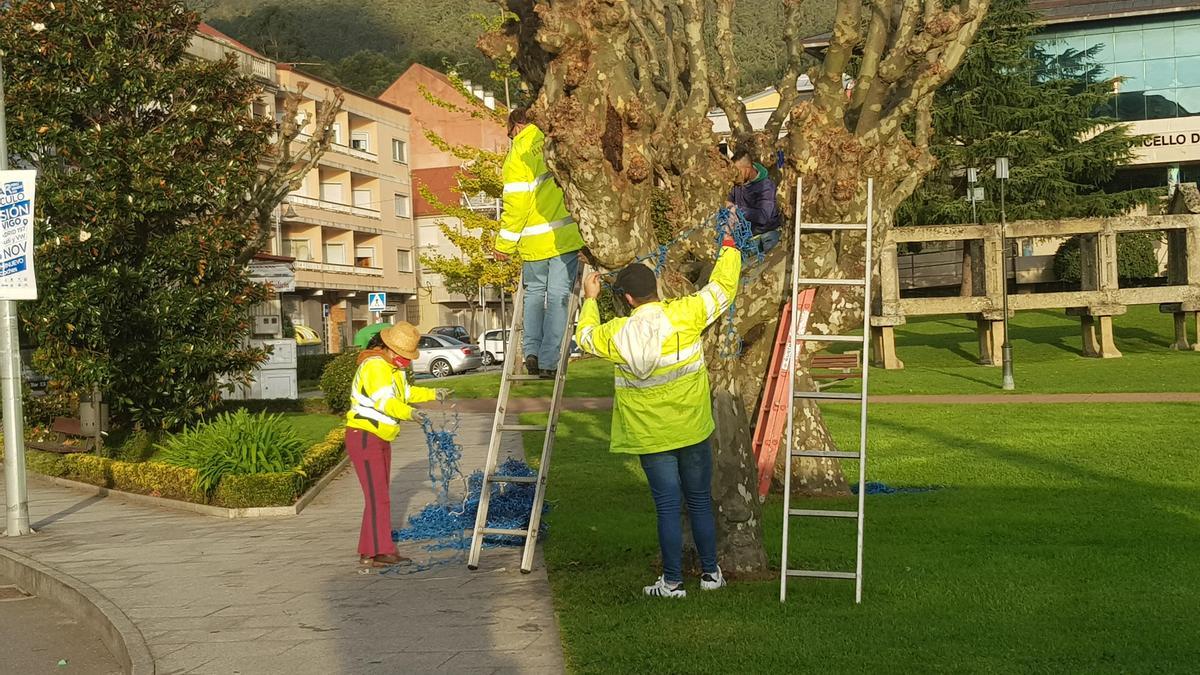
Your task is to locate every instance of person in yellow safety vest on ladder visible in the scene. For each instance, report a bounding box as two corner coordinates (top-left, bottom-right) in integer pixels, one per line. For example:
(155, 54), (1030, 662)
(345, 323), (451, 568)
(574, 223), (741, 598)
(493, 107), (585, 379)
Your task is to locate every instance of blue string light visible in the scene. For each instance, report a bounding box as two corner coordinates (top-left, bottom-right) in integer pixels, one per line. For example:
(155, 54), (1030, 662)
(851, 482), (942, 495)
(378, 412), (547, 577)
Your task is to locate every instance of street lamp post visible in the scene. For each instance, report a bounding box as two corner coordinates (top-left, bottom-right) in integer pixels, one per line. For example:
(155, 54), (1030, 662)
(996, 157), (1015, 391)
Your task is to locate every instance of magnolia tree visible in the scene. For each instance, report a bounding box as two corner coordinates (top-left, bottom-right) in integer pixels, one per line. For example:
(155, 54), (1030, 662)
(483, 0), (991, 573)
(1, 0), (340, 429)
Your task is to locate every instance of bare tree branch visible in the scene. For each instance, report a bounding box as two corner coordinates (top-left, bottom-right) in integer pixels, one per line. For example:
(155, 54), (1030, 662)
(847, 0), (892, 116)
(678, 0), (714, 119)
(711, 0), (753, 145)
(875, 0), (990, 139)
(764, 0), (806, 140)
(815, 0), (861, 124)
(238, 84), (342, 265)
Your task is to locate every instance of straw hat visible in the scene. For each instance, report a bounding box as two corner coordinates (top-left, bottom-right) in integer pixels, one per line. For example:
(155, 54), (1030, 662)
(379, 322), (421, 360)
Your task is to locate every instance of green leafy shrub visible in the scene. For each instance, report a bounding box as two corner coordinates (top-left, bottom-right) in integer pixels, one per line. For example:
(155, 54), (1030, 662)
(66, 454), (113, 486)
(298, 354), (338, 382)
(110, 429), (158, 463)
(156, 410), (306, 494)
(23, 385), (77, 429)
(1054, 233), (1162, 284)
(213, 472), (300, 508)
(320, 351), (360, 414)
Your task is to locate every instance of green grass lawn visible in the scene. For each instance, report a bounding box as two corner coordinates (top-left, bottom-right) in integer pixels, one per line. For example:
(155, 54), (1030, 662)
(528, 404), (1200, 673)
(857, 305), (1200, 395)
(283, 412), (341, 446)
(451, 305), (1199, 399)
(446, 357), (614, 399)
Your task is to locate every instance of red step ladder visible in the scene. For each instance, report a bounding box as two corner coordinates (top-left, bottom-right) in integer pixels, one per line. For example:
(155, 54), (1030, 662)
(751, 288), (816, 497)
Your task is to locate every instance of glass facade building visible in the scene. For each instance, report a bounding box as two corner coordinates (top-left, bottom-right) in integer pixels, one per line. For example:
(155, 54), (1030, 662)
(1037, 12), (1200, 122)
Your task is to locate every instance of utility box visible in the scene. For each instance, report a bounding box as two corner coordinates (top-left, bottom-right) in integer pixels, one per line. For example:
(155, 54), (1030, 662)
(233, 338), (299, 400)
(254, 315), (282, 337)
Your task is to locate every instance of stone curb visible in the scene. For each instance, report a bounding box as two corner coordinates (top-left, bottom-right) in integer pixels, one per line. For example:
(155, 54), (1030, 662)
(0, 547), (155, 675)
(24, 455), (349, 519)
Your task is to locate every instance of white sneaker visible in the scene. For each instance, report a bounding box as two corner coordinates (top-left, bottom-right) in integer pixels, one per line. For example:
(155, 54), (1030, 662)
(643, 576), (686, 598)
(700, 566), (726, 591)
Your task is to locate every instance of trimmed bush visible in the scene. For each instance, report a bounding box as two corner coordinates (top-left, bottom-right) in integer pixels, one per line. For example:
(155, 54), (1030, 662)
(66, 454), (113, 486)
(298, 354), (338, 382)
(213, 472), (300, 508)
(156, 410), (306, 494)
(109, 461), (204, 502)
(320, 350), (359, 414)
(23, 424), (347, 509)
(300, 428), (347, 481)
(25, 449), (69, 477)
(1054, 233), (1161, 283)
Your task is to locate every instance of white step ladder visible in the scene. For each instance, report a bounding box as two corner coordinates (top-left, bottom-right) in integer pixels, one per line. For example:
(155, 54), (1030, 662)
(467, 270), (581, 574)
(780, 177), (874, 603)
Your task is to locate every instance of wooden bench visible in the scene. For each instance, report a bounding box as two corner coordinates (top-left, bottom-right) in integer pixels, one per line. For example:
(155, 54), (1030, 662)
(810, 352), (862, 389)
(27, 417), (94, 454)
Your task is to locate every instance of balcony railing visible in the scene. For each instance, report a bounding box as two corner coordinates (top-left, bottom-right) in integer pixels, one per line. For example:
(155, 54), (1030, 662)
(285, 194), (381, 221)
(294, 260), (384, 277)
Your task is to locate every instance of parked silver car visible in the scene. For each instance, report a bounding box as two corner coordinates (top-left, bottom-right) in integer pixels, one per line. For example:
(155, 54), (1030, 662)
(414, 334), (484, 378)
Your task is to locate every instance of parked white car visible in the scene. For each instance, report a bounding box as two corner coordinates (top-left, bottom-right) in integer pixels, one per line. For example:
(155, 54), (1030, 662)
(413, 334), (484, 378)
(478, 329), (512, 366)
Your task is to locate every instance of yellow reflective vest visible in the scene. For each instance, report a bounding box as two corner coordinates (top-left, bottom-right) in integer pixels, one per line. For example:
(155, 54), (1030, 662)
(345, 356), (437, 442)
(496, 124), (584, 262)
(575, 245), (742, 454)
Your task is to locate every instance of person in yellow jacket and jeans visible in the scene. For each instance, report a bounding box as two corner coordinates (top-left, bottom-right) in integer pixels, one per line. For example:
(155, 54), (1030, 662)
(575, 227), (742, 598)
(494, 108), (585, 378)
(345, 322), (450, 567)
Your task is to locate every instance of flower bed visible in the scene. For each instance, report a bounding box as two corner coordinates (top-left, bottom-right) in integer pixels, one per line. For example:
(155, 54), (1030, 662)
(23, 428), (346, 509)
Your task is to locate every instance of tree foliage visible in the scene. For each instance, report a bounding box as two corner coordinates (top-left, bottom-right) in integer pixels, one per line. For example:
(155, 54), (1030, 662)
(1053, 233), (1161, 284)
(1, 0), (337, 429)
(898, 0), (1159, 227)
(417, 73), (521, 299)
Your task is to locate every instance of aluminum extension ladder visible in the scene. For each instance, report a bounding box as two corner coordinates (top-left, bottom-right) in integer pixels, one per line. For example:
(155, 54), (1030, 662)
(780, 177), (874, 603)
(467, 270), (581, 574)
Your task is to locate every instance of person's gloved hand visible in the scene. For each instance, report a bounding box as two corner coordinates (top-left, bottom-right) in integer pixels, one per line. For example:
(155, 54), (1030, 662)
(435, 388), (453, 402)
(414, 411), (431, 426)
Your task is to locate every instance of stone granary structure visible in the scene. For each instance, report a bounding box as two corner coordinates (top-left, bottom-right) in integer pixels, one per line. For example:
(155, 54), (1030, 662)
(871, 188), (1200, 368)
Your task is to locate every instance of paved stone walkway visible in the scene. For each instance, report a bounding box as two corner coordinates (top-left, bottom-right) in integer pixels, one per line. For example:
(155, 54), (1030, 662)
(0, 412), (564, 675)
(449, 391), (1200, 413)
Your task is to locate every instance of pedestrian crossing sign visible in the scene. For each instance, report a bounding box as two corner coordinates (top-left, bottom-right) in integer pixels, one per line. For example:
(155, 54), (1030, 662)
(368, 292), (387, 312)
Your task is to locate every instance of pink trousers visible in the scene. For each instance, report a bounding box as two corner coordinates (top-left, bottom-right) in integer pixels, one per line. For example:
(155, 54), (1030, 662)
(345, 429), (398, 557)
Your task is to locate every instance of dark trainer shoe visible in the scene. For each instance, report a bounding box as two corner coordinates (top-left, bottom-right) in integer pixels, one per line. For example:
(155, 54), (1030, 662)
(525, 355), (539, 375)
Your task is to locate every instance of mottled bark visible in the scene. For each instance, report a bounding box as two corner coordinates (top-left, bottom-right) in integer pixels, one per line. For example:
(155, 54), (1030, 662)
(491, 0), (991, 573)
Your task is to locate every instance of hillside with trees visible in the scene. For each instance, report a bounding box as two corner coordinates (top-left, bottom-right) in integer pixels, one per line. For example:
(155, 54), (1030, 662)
(199, 0), (835, 96)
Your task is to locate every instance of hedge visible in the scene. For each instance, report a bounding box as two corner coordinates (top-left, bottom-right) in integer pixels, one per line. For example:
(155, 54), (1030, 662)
(298, 354), (338, 382)
(23, 427), (347, 509)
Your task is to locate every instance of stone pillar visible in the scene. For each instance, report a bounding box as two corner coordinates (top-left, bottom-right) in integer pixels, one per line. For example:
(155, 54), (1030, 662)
(975, 317), (1005, 366)
(1170, 311), (1191, 350)
(1095, 315), (1122, 358)
(1079, 314), (1100, 357)
(870, 324), (904, 370)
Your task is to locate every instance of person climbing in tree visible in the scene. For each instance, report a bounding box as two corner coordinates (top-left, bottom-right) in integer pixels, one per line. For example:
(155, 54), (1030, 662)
(573, 221), (741, 598)
(726, 149), (783, 253)
(345, 323), (450, 568)
(493, 107), (586, 379)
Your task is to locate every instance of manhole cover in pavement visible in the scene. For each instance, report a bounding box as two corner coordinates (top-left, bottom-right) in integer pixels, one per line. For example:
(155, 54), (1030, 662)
(0, 584), (33, 601)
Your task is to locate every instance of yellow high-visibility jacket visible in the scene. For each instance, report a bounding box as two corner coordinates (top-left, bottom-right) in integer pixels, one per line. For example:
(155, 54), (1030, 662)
(496, 124), (584, 262)
(345, 355), (437, 442)
(575, 245), (742, 454)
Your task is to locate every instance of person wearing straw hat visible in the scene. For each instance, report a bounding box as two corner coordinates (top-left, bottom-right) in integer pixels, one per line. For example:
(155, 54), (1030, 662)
(345, 322), (451, 567)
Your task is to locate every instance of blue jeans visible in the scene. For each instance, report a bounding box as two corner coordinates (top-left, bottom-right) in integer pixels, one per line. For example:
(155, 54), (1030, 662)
(755, 229), (782, 254)
(639, 439), (719, 584)
(522, 251), (579, 368)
